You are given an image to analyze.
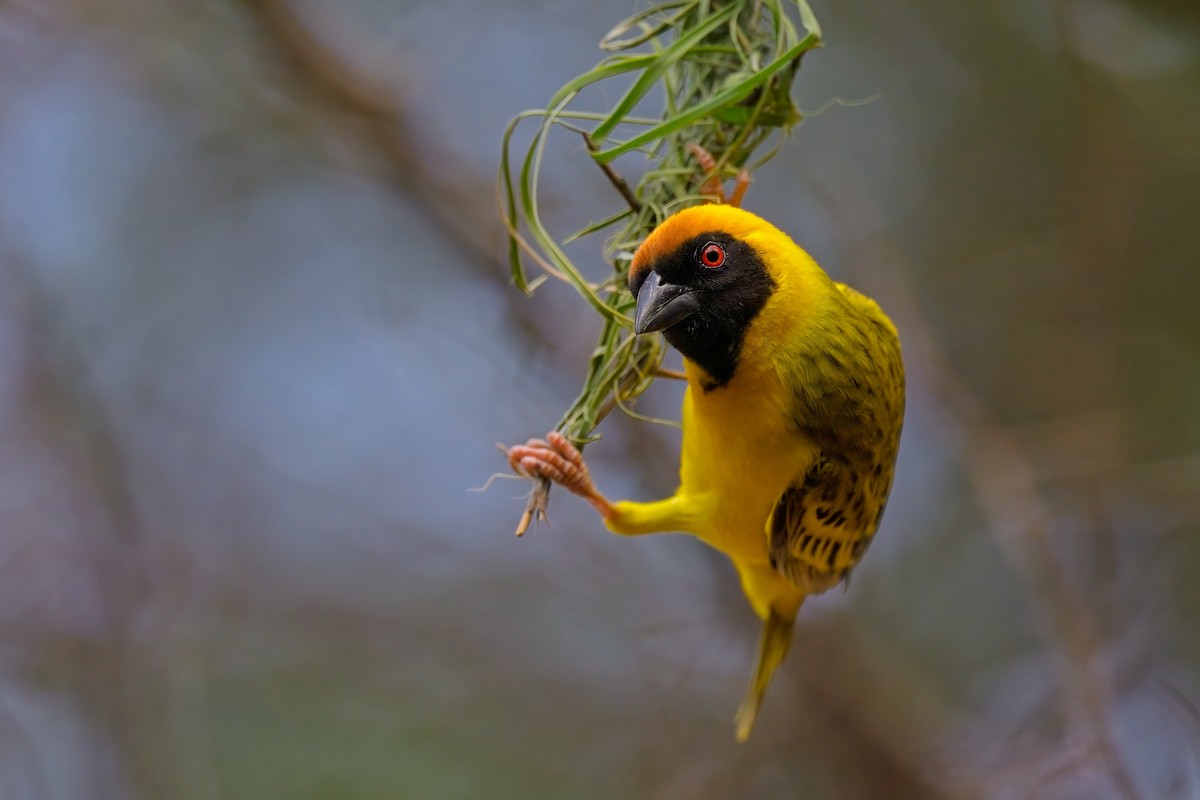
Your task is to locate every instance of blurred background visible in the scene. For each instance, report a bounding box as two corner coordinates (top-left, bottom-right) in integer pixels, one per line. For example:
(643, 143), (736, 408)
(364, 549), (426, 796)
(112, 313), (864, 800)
(1, 1), (1198, 798)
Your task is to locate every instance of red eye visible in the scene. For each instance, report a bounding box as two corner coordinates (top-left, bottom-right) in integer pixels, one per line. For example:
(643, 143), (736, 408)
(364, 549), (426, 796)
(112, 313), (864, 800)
(700, 242), (725, 269)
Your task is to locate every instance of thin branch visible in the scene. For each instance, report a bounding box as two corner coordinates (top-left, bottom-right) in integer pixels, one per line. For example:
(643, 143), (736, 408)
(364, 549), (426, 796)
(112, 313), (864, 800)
(240, 0), (507, 276)
(583, 131), (642, 213)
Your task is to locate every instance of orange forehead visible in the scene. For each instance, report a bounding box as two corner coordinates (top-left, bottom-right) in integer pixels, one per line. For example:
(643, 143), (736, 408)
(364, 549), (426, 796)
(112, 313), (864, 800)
(628, 205), (771, 286)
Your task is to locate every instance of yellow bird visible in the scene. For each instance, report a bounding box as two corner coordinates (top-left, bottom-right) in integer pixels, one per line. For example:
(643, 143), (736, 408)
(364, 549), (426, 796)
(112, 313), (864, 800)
(509, 199), (904, 741)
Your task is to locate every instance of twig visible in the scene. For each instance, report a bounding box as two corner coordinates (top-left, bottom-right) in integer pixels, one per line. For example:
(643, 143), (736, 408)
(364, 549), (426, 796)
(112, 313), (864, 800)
(514, 478), (551, 537)
(583, 132), (642, 213)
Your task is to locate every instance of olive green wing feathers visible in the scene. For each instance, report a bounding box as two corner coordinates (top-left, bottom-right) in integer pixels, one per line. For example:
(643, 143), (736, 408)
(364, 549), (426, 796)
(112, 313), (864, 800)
(767, 284), (905, 593)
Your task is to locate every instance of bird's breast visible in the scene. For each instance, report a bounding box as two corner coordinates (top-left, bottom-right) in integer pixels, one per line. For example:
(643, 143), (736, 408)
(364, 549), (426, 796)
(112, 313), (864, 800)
(677, 362), (817, 565)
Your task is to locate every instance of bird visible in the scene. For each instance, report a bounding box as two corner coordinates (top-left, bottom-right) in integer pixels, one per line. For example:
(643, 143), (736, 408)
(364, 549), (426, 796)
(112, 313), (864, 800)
(507, 182), (904, 741)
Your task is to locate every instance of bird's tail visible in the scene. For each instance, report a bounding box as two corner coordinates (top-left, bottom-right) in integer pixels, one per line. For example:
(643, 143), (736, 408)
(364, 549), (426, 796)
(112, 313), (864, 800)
(734, 607), (796, 742)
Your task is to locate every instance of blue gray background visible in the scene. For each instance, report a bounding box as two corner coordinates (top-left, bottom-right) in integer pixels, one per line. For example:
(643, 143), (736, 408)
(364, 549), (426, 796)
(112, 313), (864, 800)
(1, 2), (1198, 798)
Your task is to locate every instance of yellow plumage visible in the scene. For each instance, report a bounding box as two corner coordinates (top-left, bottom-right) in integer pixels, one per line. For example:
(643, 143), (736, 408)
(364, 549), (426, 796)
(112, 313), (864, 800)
(510, 204), (904, 741)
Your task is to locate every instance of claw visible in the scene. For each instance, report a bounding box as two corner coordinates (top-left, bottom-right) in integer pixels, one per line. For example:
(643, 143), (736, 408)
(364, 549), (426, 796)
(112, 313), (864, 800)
(687, 143), (752, 208)
(506, 432), (616, 522)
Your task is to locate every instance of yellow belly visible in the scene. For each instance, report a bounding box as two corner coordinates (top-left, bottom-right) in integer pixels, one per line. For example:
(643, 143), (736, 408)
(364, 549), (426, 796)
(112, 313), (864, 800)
(676, 361), (817, 568)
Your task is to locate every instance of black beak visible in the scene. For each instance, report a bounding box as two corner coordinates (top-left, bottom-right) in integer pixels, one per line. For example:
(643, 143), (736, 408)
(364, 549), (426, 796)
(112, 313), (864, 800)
(634, 271), (699, 334)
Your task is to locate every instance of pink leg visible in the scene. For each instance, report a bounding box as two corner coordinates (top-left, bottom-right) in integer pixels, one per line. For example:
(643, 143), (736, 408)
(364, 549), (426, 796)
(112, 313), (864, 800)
(508, 432), (617, 521)
(728, 169), (752, 208)
(687, 144), (753, 208)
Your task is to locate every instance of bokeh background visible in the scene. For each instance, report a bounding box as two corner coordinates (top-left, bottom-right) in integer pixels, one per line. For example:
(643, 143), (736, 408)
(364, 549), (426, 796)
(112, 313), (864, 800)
(2, 1), (1199, 798)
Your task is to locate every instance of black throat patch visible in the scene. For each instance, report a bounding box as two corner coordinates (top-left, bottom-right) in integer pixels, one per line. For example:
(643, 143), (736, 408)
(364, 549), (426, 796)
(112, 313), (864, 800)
(646, 231), (776, 391)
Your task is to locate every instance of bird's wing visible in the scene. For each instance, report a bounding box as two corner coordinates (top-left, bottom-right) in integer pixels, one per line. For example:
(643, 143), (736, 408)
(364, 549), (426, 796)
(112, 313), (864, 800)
(766, 284), (904, 594)
(767, 456), (890, 594)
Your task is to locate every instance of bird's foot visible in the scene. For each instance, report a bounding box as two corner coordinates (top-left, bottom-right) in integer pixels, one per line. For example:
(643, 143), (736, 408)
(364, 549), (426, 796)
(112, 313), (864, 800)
(689, 143), (752, 208)
(507, 432), (616, 521)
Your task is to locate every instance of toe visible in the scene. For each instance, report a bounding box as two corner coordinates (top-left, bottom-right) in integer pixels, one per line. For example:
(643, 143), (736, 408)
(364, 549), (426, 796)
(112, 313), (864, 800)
(509, 441), (551, 476)
(546, 432), (584, 466)
(521, 455), (563, 484)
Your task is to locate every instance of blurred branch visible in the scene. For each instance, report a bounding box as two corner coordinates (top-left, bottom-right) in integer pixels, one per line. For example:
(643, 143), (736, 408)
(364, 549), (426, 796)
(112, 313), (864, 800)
(1, 256), (188, 798)
(817, 176), (1142, 800)
(793, 621), (987, 800)
(240, 0), (507, 276)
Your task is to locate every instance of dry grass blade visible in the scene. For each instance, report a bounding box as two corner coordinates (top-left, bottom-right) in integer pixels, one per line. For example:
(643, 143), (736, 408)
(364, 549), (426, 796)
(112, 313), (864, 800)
(498, 1), (822, 535)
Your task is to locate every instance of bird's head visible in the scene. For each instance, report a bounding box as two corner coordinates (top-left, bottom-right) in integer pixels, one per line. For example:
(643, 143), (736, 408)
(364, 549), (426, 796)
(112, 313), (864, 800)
(628, 205), (829, 389)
